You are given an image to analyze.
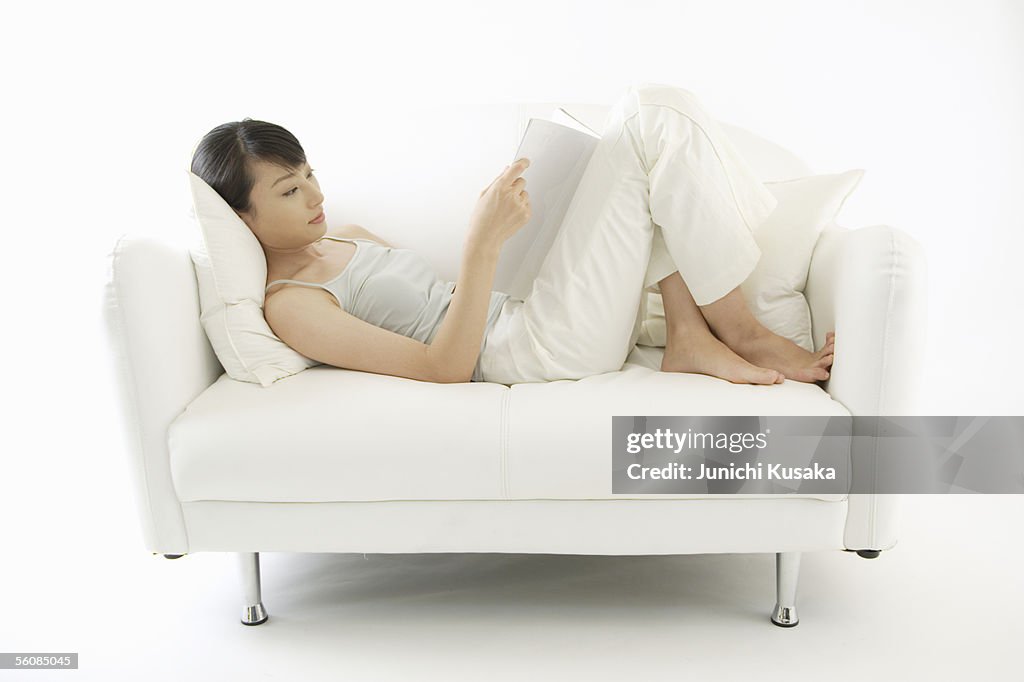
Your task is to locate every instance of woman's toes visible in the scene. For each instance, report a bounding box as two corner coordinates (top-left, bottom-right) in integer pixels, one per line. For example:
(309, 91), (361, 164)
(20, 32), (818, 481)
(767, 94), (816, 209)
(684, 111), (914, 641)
(788, 366), (830, 382)
(750, 367), (782, 385)
(815, 353), (834, 368)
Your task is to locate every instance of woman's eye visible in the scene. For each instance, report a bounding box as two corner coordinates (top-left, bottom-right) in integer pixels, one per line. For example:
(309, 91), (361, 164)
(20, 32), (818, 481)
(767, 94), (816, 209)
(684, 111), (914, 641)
(283, 170), (316, 197)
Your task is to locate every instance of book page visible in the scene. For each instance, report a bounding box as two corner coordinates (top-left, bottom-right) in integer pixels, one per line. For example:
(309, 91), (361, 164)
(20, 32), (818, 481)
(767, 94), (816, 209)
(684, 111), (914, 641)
(551, 107), (600, 136)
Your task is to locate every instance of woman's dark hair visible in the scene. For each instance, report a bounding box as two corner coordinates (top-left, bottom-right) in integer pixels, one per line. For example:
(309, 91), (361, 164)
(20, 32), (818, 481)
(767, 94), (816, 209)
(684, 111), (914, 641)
(190, 118), (307, 215)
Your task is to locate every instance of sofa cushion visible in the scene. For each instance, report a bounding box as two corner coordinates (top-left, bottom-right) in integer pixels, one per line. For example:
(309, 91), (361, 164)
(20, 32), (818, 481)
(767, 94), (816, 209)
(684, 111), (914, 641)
(169, 350), (849, 504)
(741, 170), (865, 351)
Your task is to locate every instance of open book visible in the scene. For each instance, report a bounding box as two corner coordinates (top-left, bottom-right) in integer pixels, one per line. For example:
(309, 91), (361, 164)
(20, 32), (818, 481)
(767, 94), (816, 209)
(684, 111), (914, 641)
(491, 108), (604, 301)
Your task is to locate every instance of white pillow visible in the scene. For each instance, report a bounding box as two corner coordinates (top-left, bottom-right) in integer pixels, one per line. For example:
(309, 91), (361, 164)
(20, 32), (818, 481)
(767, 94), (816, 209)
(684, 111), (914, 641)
(187, 170), (321, 387)
(636, 169), (865, 352)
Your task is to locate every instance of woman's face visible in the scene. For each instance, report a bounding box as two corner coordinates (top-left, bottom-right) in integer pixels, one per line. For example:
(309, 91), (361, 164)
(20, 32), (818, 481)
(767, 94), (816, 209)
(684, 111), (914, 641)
(236, 158), (327, 251)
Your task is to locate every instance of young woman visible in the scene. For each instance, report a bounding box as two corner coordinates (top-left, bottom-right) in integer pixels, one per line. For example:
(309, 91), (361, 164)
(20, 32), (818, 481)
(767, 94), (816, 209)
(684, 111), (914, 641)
(190, 83), (834, 386)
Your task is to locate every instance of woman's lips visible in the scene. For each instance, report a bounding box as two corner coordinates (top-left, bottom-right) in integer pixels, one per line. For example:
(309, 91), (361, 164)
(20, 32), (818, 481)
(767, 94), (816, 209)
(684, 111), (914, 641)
(309, 211), (325, 224)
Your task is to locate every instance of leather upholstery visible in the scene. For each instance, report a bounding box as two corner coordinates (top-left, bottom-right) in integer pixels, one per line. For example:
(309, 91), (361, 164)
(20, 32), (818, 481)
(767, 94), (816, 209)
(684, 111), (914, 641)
(168, 363), (849, 503)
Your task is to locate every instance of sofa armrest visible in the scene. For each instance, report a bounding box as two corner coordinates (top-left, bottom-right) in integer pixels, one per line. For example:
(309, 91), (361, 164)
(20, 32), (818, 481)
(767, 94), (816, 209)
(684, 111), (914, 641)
(805, 222), (928, 550)
(806, 222), (928, 414)
(102, 234), (223, 554)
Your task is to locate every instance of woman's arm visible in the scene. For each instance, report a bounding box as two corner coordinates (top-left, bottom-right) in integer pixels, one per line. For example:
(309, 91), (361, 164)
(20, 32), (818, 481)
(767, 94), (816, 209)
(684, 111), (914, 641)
(426, 236), (501, 382)
(427, 159), (532, 382)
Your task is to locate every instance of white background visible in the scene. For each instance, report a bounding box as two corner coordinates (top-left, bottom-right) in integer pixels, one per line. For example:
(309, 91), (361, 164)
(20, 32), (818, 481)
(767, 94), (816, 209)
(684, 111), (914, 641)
(6, 0), (1023, 415)
(3, 1), (1022, 679)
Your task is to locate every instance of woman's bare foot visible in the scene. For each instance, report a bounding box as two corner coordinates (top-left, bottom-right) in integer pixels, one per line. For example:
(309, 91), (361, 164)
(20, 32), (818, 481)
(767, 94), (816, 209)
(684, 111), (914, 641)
(661, 329), (785, 385)
(732, 329), (835, 383)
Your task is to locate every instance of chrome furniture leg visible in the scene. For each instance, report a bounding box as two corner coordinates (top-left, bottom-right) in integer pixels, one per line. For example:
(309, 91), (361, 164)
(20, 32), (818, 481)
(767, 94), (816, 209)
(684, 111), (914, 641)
(771, 551), (801, 627)
(238, 552), (269, 626)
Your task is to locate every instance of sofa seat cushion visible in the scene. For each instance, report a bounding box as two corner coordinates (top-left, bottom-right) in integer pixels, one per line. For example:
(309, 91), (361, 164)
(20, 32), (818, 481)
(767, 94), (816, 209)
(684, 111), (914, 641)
(169, 347), (850, 504)
(508, 346), (848, 502)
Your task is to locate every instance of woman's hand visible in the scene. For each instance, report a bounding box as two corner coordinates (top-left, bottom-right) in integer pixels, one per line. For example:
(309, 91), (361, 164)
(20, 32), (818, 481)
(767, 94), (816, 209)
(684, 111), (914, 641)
(467, 157), (532, 251)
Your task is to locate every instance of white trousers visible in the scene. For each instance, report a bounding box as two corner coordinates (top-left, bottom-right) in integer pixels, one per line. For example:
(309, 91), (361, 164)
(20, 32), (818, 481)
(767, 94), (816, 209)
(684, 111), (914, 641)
(479, 83), (778, 385)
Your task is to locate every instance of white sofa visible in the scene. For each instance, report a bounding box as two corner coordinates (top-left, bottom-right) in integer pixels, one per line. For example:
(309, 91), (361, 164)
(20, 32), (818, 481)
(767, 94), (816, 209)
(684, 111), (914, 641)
(101, 101), (926, 628)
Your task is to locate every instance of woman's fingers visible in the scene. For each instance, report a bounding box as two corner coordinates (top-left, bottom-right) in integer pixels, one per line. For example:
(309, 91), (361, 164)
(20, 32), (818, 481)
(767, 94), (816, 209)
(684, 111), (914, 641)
(482, 158), (530, 196)
(503, 158), (530, 181)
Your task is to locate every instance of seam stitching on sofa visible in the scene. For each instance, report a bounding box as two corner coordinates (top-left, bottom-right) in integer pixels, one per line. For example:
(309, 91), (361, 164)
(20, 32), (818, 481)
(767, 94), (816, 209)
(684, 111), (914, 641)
(501, 390), (511, 499)
(873, 227), (899, 545)
(509, 392), (515, 499)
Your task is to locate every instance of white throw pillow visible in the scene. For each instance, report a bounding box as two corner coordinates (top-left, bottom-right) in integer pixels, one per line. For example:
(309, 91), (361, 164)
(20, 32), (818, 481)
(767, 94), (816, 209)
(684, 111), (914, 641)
(636, 169), (865, 352)
(187, 170), (321, 387)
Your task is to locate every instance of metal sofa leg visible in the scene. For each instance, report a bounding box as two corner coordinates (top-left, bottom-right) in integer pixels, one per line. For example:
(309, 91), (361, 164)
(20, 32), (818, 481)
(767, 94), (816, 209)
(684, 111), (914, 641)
(771, 551), (801, 628)
(238, 552), (269, 626)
